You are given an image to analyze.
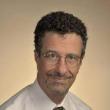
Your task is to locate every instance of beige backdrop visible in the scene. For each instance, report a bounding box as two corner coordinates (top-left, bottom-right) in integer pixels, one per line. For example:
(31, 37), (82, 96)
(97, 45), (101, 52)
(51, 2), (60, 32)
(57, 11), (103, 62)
(0, 0), (110, 110)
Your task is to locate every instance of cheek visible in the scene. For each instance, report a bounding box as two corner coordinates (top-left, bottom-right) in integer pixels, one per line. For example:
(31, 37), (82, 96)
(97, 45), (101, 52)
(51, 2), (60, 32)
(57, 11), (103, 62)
(37, 61), (48, 83)
(37, 60), (53, 75)
(69, 65), (81, 77)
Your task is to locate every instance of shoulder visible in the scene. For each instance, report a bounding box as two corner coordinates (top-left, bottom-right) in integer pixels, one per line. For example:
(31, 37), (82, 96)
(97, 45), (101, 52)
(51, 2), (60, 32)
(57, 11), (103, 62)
(0, 84), (32, 110)
(67, 91), (92, 110)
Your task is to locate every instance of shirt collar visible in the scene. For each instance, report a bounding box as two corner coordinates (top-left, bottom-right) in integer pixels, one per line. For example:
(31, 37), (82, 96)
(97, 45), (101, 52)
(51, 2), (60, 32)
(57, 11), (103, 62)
(30, 79), (68, 109)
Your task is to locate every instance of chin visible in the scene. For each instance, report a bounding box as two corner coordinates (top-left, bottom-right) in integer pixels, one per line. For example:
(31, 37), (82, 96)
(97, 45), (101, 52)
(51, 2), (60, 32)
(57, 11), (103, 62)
(47, 84), (69, 95)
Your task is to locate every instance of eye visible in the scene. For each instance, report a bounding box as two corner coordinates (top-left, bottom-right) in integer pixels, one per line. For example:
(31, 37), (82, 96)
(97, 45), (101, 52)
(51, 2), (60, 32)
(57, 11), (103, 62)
(44, 51), (58, 60)
(67, 54), (79, 62)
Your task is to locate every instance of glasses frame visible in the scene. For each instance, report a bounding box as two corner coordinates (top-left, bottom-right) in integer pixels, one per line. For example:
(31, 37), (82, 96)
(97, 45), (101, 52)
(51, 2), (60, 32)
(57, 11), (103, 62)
(41, 50), (81, 68)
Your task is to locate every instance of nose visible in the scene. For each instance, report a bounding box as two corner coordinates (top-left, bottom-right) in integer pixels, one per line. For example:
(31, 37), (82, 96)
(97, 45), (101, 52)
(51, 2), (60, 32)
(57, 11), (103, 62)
(55, 57), (68, 75)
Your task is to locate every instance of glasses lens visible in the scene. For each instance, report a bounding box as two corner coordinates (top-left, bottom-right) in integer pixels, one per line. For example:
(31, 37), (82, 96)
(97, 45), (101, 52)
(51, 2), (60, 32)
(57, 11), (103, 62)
(66, 54), (80, 67)
(42, 51), (59, 65)
(42, 51), (80, 67)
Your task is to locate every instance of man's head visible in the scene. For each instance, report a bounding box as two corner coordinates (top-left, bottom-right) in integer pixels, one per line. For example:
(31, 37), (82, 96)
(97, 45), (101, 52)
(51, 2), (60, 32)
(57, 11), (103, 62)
(34, 11), (87, 98)
(34, 11), (87, 59)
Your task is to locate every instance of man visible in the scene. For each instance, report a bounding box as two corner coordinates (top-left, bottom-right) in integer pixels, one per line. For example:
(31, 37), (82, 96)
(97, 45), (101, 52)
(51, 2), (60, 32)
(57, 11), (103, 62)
(0, 11), (91, 110)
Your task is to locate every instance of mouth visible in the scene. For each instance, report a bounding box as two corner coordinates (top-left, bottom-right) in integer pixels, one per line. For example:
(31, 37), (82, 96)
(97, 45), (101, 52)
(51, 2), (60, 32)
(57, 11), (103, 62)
(47, 71), (72, 84)
(49, 75), (71, 80)
(49, 77), (67, 84)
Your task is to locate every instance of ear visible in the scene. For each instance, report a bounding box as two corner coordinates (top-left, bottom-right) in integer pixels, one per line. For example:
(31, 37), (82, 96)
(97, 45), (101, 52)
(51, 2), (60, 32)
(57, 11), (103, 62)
(78, 59), (83, 70)
(34, 50), (39, 62)
(80, 59), (83, 65)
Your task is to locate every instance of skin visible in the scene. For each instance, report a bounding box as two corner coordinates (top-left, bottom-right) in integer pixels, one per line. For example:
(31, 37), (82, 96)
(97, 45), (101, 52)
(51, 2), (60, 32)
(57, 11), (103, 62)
(35, 32), (83, 104)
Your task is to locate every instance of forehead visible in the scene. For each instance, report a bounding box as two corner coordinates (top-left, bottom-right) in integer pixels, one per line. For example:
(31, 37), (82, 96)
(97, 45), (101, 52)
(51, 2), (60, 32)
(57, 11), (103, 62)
(42, 32), (83, 56)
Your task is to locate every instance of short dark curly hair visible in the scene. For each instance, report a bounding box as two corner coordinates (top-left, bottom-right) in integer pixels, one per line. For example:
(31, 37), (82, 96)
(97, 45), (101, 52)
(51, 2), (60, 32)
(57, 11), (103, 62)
(34, 11), (88, 59)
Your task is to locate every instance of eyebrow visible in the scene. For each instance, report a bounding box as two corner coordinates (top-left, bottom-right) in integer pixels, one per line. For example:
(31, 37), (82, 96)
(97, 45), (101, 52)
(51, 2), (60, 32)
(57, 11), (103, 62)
(42, 49), (57, 53)
(42, 49), (80, 57)
(67, 53), (80, 58)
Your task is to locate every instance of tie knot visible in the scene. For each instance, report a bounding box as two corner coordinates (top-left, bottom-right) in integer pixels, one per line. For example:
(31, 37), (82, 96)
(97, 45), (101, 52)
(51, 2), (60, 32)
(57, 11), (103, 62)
(53, 106), (65, 110)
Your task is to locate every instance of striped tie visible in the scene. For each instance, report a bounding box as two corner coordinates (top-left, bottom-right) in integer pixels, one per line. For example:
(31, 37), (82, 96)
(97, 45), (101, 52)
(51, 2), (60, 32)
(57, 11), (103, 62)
(53, 106), (65, 110)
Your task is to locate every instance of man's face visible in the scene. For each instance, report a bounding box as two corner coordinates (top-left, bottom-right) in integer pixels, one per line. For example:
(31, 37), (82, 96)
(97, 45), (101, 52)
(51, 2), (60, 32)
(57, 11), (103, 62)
(35, 32), (83, 95)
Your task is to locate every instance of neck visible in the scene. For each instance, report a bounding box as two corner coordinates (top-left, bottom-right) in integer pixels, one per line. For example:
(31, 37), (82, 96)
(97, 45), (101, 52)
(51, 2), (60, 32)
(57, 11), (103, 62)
(46, 90), (66, 104)
(37, 79), (67, 104)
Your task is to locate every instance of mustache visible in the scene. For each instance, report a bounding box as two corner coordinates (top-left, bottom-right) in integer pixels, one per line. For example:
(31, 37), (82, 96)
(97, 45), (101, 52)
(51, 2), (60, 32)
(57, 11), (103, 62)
(47, 71), (72, 79)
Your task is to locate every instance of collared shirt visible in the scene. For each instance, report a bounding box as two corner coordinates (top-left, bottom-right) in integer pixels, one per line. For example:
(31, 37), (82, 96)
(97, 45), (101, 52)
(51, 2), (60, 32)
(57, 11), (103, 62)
(0, 80), (91, 110)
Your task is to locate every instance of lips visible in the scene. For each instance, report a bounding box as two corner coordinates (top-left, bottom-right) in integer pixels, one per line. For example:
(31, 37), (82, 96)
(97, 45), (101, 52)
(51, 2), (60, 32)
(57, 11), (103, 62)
(49, 75), (66, 80)
(49, 77), (66, 85)
(54, 79), (65, 84)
